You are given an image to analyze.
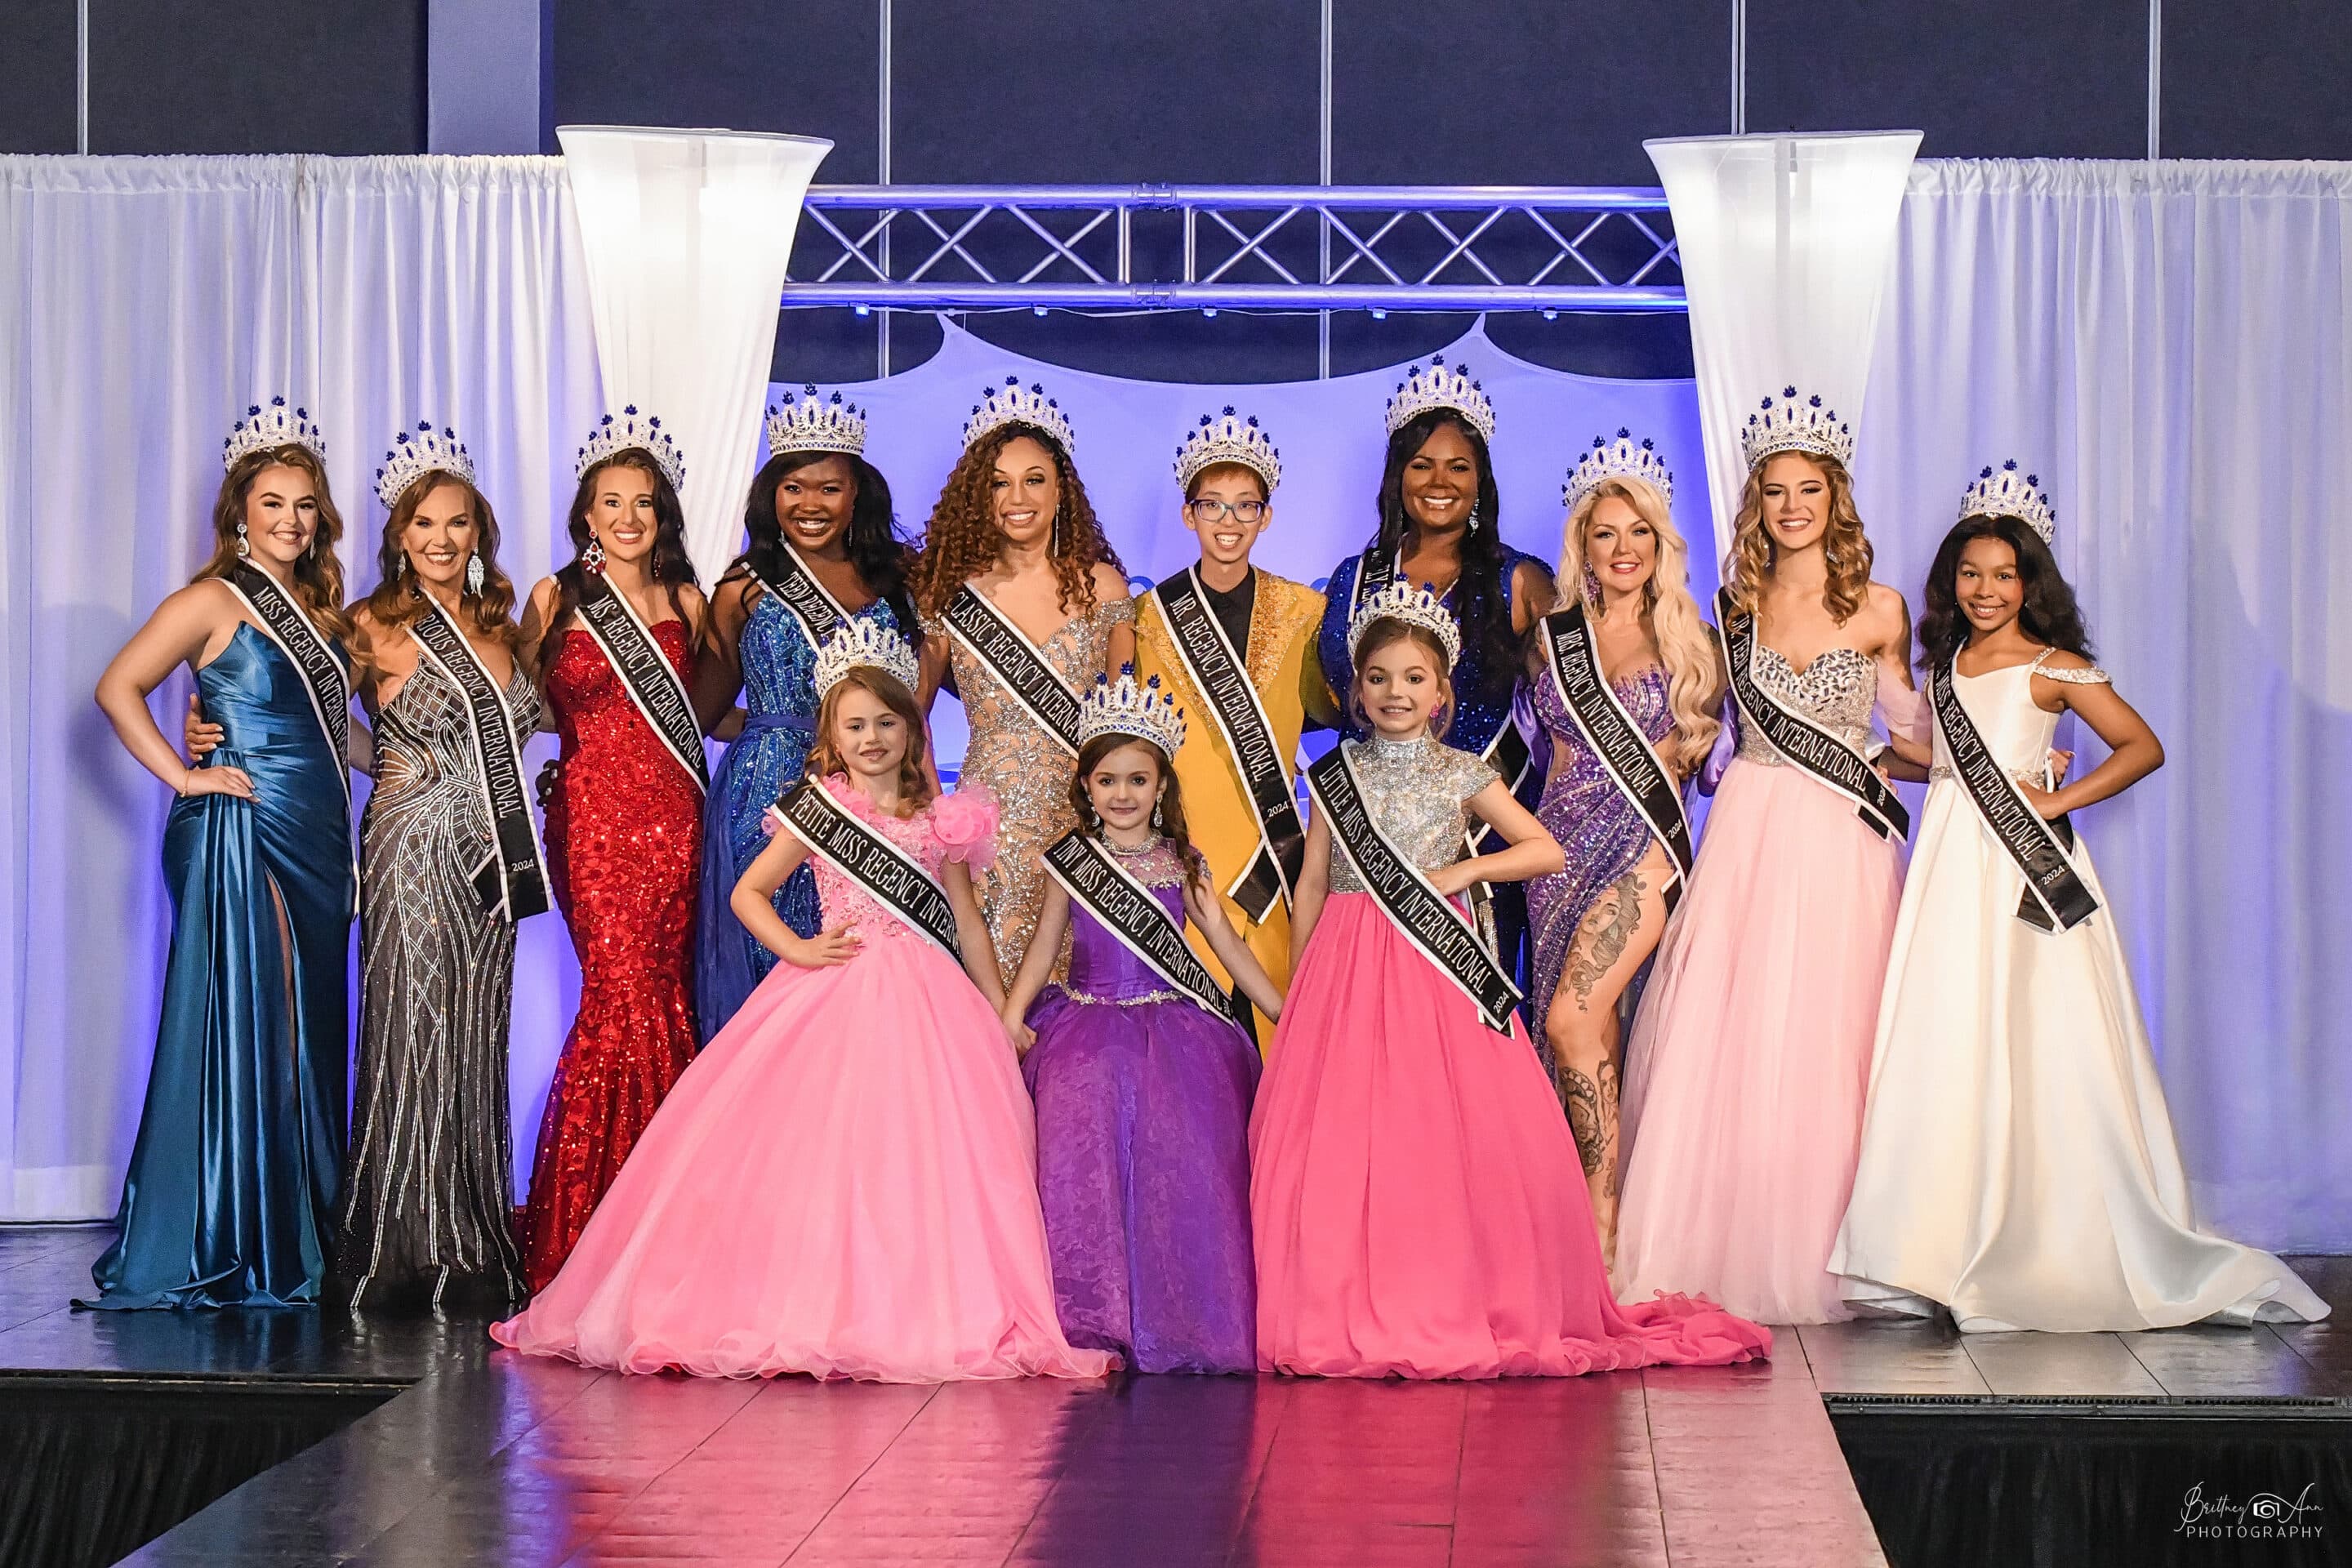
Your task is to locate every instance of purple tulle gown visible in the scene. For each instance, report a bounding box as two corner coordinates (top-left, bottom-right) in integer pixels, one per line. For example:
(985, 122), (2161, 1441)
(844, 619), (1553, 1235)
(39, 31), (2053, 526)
(1022, 835), (1260, 1374)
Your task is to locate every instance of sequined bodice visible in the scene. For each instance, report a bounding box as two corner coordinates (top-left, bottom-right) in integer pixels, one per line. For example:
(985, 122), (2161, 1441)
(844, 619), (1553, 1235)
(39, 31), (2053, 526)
(1325, 735), (1497, 894)
(1531, 661), (1674, 790)
(1064, 837), (1191, 1004)
(1315, 548), (1539, 755)
(369, 649), (541, 844)
(547, 620), (695, 764)
(738, 590), (900, 727)
(1737, 645), (1878, 760)
(809, 797), (952, 950)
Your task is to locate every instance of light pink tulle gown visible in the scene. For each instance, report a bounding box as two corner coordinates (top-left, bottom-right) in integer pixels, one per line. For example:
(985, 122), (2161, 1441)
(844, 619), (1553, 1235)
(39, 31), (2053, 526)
(492, 777), (1114, 1383)
(1615, 647), (1906, 1325)
(1251, 735), (1773, 1379)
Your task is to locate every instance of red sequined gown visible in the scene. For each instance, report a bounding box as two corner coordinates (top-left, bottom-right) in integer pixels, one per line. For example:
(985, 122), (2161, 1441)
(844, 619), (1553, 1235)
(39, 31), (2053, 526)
(522, 621), (703, 1290)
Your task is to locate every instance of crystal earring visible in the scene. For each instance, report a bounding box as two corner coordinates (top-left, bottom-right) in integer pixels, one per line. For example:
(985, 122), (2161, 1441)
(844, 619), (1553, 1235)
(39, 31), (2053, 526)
(1152, 797), (1164, 831)
(582, 537), (607, 575)
(1582, 564), (1603, 605)
(1467, 503), (1482, 532)
(234, 520), (251, 560)
(465, 554), (485, 596)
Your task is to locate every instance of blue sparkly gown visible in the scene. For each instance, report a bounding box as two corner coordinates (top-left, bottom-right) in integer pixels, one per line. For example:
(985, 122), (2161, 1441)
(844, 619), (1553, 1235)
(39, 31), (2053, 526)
(694, 590), (906, 1043)
(1315, 547), (1548, 1003)
(87, 623), (354, 1310)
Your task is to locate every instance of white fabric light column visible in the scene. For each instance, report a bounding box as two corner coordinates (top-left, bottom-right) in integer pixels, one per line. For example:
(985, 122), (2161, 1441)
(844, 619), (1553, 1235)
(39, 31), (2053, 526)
(555, 127), (835, 580)
(1644, 131), (1922, 559)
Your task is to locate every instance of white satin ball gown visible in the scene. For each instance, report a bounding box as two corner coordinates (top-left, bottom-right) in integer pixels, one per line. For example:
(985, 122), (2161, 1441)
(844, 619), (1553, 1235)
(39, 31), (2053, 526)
(1829, 651), (2327, 1332)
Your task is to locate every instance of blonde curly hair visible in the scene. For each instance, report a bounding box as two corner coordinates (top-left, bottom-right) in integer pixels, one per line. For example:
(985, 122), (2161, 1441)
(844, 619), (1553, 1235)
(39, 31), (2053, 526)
(1557, 478), (1722, 775)
(912, 424), (1121, 617)
(1723, 452), (1873, 625)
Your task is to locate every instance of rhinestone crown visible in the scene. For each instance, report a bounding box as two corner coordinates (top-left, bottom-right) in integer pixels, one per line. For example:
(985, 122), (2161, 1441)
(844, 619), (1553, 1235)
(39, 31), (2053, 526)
(223, 397), (326, 472)
(1562, 427), (1674, 514)
(575, 405), (685, 492)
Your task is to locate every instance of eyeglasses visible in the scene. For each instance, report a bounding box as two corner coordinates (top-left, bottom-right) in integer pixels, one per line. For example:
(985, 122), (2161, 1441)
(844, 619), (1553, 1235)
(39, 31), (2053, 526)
(1186, 498), (1268, 524)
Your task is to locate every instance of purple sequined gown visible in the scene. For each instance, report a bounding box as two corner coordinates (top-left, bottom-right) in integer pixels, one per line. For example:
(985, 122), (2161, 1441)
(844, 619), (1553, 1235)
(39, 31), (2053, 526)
(1022, 836), (1260, 1374)
(1526, 664), (1677, 1079)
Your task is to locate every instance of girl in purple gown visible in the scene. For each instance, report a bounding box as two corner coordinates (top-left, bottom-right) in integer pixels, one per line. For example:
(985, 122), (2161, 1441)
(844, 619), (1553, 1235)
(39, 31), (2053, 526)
(1001, 670), (1285, 1373)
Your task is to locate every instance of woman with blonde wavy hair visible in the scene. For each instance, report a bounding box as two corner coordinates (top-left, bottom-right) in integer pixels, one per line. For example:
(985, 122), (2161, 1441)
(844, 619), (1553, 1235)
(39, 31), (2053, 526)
(1612, 390), (1926, 1326)
(914, 378), (1134, 987)
(1522, 434), (1720, 1264)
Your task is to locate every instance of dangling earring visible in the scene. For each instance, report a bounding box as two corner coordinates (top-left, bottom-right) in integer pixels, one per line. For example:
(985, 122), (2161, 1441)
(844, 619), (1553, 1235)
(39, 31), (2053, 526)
(1581, 564), (1603, 606)
(234, 520), (251, 560)
(1050, 507), (1064, 558)
(1466, 503), (1482, 532)
(1152, 795), (1164, 831)
(582, 537), (607, 575)
(465, 553), (485, 596)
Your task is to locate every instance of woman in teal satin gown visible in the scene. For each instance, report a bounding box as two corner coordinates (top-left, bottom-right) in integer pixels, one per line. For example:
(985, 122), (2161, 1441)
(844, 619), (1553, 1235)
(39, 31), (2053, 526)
(88, 410), (358, 1309)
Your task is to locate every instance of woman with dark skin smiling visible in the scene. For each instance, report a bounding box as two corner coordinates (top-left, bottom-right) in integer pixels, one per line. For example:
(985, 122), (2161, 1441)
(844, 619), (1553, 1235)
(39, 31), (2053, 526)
(914, 379), (1134, 989)
(1316, 360), (1556, 1001)
(1832, 473), (2325, 1334)
(87, 402), (357, 1310)
(692, 390), (920, 1042)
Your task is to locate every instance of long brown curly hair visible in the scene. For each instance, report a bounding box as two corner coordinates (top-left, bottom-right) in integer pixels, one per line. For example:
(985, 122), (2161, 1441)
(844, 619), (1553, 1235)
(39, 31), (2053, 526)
(911, 424), (1122, 617)
(1067, 732), (1209, 884)
(537, 452), (700, 677)
(1724, 452), (1873, 624)
(359, 472), (520, 648)
(192, 446), (351, 642)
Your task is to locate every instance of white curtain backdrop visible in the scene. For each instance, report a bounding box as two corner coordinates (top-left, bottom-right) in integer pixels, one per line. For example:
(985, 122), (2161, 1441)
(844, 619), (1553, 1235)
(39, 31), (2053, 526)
(557, 127), (837, 581)
(1646, 131), (1922, 555)
(2, 154), (2344, 1250)
(1860, 159), (2352, 1251)
(0, 154), (599, 1218)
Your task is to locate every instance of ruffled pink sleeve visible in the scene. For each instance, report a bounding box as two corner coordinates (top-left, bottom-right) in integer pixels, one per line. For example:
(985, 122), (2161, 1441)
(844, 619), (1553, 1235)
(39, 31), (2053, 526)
(929, 785), (1000, 871)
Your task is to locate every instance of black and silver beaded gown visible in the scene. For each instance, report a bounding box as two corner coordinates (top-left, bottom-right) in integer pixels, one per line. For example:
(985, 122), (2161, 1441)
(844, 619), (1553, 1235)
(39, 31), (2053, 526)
(336, 648), (541, 1311)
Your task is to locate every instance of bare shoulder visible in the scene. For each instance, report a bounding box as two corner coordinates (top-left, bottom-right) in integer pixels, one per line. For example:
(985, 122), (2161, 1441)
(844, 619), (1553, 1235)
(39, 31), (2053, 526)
(1512, 556), (1558, 598)
(1863, 581), (1912, 642)
(169, 577), (243, 620)
(525, 576), (563, 616)
(1089, 560), (1133, 602)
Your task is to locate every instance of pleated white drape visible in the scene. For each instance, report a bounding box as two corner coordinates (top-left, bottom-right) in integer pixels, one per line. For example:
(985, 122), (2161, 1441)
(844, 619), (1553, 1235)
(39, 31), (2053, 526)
(1646, 131), (1922, 560)
(556, 127), (835, 581)
(0, 155), (599, 1218)
(1860, 159), (2352, 1251)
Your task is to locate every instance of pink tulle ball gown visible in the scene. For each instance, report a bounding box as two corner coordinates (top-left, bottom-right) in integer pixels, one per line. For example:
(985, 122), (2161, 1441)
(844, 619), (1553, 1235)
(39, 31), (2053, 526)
(492, 778), (1114, 1383)
(1250, 735), (1772, 1379)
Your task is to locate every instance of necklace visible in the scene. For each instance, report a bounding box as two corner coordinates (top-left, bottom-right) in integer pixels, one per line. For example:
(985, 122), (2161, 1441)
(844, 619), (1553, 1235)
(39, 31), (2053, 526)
(1104, 832), (1162, 858)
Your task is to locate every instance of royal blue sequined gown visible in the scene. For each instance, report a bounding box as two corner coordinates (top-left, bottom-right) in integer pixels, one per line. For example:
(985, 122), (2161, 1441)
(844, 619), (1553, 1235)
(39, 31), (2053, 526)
(87, 624), (354, 1309)
(694, 590), (906, 1042)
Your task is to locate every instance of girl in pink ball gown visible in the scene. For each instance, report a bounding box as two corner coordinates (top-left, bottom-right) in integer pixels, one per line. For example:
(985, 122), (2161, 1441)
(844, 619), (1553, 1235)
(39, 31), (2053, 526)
(1250, 585), (1771, 1379)
(493, 628), (1111, 1382)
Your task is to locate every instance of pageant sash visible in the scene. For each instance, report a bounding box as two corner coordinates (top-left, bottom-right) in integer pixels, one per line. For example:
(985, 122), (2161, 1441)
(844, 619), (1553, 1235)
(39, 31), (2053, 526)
(773, 779), (961, 960)
(1348, 548), (1528, 853)
(225, 562), (352, 809)
(1151, 568), (1304, 922)
(575, 575), (709, 793)
(1929, 660), (2099, 933)
(1044, 831), (1237, 1021)
(1716, 587), (1909, 841)
(752, 541), (852, 654)
(409, 600), (551, 923)
(1305, 745), (1522, 1034)
(942, 585), (1081, 755)
(1539, 605), (1695, 913)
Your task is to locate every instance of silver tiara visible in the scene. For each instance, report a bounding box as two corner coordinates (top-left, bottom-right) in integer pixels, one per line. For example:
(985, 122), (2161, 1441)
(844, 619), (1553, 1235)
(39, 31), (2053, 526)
(1383, 355), (1495, 443)
(1077, 666), (1187, 759)
(1346, 579), (1462, 664)
(1739, 385), (1854, 471)
(766, 385), (867, 458)
(374, 421), (476, 510)
(812, 619), (920, 697)
(575, 405), (686, 492)
(1562, 427), (1674, 514)
(963, 375), (1076, 455)
(223, 397), (326, 472)
(1174, 407), (1281, 493)
(1959, 459), (2056, 544)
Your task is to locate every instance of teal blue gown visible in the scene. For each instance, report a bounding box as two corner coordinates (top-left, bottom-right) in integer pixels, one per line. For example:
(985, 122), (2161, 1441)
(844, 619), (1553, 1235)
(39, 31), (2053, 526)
(85, 622), (355, 1309)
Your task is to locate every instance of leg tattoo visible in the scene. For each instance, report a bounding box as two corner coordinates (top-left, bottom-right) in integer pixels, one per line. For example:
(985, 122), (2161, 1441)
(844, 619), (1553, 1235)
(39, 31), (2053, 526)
(1563, 870), (1646, 1009)
(1561, 1066), (1604, 1178)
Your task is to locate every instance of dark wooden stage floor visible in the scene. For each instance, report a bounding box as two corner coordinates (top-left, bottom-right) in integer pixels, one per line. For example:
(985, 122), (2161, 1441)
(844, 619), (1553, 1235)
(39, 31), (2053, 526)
(3, 1226), (2345, 1567)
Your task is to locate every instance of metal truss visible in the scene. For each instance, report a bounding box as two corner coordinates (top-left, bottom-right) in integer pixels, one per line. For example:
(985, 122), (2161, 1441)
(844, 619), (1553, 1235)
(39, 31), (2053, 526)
(783, 185), (1684, 314)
